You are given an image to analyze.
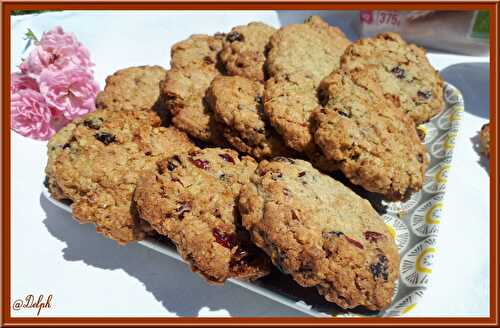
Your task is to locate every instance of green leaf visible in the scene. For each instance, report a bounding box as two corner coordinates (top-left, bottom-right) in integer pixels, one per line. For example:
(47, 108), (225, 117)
(24, 28), (38, 42)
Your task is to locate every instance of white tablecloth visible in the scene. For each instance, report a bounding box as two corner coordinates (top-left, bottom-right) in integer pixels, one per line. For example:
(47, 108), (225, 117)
(10, 10), (490, 317)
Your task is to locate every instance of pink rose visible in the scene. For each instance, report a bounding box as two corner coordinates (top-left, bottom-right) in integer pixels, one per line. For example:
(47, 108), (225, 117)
(11, 73), (39, 93)
(19, 26), (93, 77)
(39, 67), (99, 121)
(11, 89), (55, 141)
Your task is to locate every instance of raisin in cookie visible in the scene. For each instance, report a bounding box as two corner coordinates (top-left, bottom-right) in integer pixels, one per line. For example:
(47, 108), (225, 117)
(314, 68), (428, 201)
(207, 75), (292, 159)
(219, 22), (276, 82)
(480, 123), (490, 156)
(239, 158), (399, 311)
(46, 109), (195, 244)
(170, 34), (224, 72)
(340, 32), (444, 124)
(95, 66), (167, 115)
(266, 16), (350, 84)
(134, 148), (271, 283)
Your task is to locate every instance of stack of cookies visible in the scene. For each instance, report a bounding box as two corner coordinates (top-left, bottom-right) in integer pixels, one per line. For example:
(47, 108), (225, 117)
(45, 16), (445, 312)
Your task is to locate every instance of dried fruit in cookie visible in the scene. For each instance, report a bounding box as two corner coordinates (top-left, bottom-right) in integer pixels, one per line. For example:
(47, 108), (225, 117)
(239, 159), (399, 310)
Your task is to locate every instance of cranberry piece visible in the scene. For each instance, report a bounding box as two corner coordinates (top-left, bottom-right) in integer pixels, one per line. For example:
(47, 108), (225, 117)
(226, 31), (244, 42)
(345, 236), (364, 249)
(176, 203), (191, 219)
(391, 66), (406, 79)
(298, 171), (306, 177)
(203, 56), (214, 64)
(94, 132), (115, 145)
(191, 159), (210, 170)
(212, 228), (236, 249)
(219, 153), (235, 163)
(364, 231), (385, 243)
(188, 149), (202, 156)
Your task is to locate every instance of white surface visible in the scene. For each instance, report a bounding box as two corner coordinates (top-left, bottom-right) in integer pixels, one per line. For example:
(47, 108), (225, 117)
(10, 10), (490, 317)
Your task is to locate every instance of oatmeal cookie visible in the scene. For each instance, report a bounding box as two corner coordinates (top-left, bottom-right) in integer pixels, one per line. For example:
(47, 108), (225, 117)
(170, 34), (224, 72)
(264, 73), (336, 172)
(480, 122), (490, 156)
(219, 22), (276, 81)
(163, 34), (226, 145)
(266, 15), (350, 84)
(207, 75), (292, 159)
(314, 68), (428, 200)
(46, 109), (195, 244)
(340, 32), (444, 124)
(161, 67), (226, 146)
(134, 148), (271, 283)
(95, 66), (167, 116)
(239, 158), (399, 311)
(263, 16), (349, 170)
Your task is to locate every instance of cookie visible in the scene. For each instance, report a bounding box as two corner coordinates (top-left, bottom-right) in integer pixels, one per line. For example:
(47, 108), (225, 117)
(219, 22), (276, 82)
(162, 67), (226, 145)
(170, 34), (224, 72)
(264, 73), (337, 172)
(480, 122), (490, 156)
(95, 66), (167, 116)
(239, 158), (399, 311)
(263, 16), (349, 171)
(340, 32), (444, 124)
(134, 148), (271, 283)
(45, 109), (195, 244)
(163, 34), (227, 145)
(207, 75), (292, 159)
(266, 15), (350, 84)
(314, 68), (429, 201)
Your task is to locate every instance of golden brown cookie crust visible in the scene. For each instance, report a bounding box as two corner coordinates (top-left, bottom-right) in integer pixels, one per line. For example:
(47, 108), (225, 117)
(314, 68), (429, 201)
(263, 16), (349, 171)
(170, 34), (224, 72)
(134, 148), (271, 283)
(163, 34), (227, 145)
(264, 73), (337, 172)
(207, 75), (292, 159)
(161, 67), (226, 145)
(239, 158), (399, 311)
(266, 15), (350, 84)
(340, 32), (444, 124)
(96, 65), (167, 114)
(46, 109), (195, 244)
(219, 22), (276, 82)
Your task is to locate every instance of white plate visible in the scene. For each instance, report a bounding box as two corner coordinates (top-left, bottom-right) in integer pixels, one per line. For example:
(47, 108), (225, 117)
(42, 82), (464, 317)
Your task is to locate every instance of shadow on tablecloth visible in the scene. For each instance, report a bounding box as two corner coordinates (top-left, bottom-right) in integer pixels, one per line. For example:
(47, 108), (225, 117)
(39, 194), (304, 317)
